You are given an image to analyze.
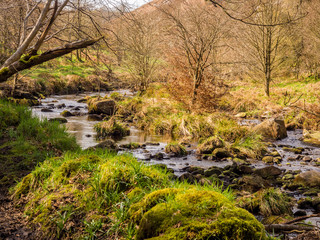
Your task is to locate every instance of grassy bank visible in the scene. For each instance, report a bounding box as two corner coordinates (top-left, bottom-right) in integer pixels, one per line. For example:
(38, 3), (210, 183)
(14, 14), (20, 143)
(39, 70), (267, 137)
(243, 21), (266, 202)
(0, 100), (79, 191)
(112, 85), (266, 158)
(13, 150), (269, 239)
(220, 77), (320, 130)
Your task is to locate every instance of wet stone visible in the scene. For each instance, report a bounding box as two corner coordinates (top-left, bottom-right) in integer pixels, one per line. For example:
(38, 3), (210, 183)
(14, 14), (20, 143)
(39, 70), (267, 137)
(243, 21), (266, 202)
(41, 108), (53, 112)
(294, 210), (307, 217)
(302, 156), (312, 162)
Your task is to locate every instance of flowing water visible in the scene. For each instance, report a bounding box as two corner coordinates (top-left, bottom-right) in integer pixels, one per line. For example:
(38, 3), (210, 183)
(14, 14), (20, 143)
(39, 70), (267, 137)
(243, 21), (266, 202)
(32, 92), (319, 174)
(32, 91), (320, 228)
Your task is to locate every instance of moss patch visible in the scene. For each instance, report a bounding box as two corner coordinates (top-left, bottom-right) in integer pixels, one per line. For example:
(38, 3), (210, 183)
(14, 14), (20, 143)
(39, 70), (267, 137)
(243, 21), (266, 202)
(132, 189), (267, 240)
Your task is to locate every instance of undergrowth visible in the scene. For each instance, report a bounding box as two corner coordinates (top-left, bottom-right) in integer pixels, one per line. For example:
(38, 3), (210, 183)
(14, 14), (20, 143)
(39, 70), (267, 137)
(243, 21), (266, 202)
(0, 100), (79, 190)
(13, 149), (268, 239)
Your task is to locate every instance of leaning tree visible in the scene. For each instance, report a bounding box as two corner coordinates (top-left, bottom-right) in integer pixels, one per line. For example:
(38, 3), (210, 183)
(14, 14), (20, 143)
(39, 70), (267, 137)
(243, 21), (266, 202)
(0, 0), (102, 83)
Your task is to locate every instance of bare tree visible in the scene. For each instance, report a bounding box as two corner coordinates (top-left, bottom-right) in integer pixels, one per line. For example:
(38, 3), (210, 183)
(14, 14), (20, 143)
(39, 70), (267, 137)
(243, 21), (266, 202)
(161, 1), (225, 105)
(117, 12), (160, 92)
(238, 0), (303, 96)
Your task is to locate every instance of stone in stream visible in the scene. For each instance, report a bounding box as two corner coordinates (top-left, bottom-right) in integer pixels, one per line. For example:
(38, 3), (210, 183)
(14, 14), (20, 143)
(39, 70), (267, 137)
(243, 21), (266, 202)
(294, 171), (320, 187)
(88, 99), (116, 115)
(41, 108), (53, 112)
(238, 175), (270, 192)
(262, 156), (274, 164)
(87, 114), (103, 121)
(254, 166), (282, 179)
(204, 167), (223, 177)
(252, 117), (287, 140)
(48, 118), (68, 124)
(212, 148), (230, 158)
(88, 139), (118, 151)
(61, 110), (74, 117)
(152, 153), (164, 160)
(282, 147), (303, 154)
(57, 103), (66, 108)
(294, 210), (307, 217)
(302, 156), (312, 162)
(178, 173), (195, 183)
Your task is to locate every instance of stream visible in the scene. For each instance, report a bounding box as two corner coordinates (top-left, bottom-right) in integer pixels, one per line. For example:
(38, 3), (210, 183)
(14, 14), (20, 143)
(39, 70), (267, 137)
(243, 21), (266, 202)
(32, 91), (319, 175)
(32, 91), (320, 231)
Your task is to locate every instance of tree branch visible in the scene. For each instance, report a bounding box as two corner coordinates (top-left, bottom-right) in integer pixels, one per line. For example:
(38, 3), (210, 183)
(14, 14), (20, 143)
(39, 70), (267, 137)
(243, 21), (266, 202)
(0, 38), (103, 83)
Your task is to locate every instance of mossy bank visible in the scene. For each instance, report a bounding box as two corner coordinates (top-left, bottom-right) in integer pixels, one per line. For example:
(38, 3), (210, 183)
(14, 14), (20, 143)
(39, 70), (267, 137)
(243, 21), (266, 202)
(13, 149), (269, 239)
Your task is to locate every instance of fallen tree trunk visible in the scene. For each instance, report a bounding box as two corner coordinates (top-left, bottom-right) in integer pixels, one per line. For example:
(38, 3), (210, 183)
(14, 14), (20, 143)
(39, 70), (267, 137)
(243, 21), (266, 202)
(0, 38), (102, 83)
(265, 224), (315, 233)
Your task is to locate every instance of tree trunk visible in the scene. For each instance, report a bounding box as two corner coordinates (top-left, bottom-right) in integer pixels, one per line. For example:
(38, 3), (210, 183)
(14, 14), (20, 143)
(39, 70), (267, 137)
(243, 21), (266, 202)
(0, 38), (102, 83)
(265, 27), (272, 97)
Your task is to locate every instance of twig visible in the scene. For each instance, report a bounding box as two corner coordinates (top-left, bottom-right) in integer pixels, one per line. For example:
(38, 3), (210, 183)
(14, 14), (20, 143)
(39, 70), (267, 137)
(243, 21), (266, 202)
(284, 214), (320, 225)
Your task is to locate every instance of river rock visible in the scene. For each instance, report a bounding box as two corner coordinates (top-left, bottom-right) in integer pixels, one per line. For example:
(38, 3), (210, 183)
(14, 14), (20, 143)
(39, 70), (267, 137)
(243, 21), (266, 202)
(204, 167), (223, 177)
(262, 156), (274, 164)
(253, 117), (287, 140)
(57, 103), (66, 109)
(282, 147), (303, 154)
(41, 108), (53, 112)
(88, 139), (118, 151)
(48, 118), (68, 124)
(61, 110), (74, 117)
(238, 175), (270, 192)
(196, 136), (224, 154)
(294, 171), (320, 187)
(87, 114), (104, 121)
(178, 173), (195, 183)
(152, 153), (164, 160)
(212, 148), (230, 158)
(254, 166), (282, 179)
(302, 156), (312, 162)
(88, 99), (115, 115)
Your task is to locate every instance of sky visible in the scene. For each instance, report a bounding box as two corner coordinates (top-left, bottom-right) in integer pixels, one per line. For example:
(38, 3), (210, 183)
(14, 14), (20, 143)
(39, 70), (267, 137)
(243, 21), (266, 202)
(126, 0), (151, 8)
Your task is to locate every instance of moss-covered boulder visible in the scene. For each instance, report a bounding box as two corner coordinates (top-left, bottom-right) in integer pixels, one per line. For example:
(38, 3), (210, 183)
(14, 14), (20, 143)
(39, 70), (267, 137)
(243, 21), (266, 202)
(60, 110), (74, 117)
(88, 98), (116, 115)
(196, 136), (224, 154)
(165, 142), (187, 157)
(130, 188), (267, 240)
(294, 171), (320, 187)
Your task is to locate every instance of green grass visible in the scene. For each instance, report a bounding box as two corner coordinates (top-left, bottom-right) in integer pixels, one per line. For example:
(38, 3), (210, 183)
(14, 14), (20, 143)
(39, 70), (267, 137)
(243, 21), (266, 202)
(13, 149), (268, 239)
(0, 100), (79, 190)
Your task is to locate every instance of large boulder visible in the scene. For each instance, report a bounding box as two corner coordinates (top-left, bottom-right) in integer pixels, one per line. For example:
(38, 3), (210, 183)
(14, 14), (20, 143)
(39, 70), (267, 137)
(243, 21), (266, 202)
(294, 171), (320, 187)
(130, 188), (267, 240)
(88, 99), (116, 115)
(253, 118), (287, 140)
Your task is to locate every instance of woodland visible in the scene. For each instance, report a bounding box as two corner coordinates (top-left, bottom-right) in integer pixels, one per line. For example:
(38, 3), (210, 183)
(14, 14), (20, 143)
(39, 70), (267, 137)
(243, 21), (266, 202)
(0, 0), (320, 239)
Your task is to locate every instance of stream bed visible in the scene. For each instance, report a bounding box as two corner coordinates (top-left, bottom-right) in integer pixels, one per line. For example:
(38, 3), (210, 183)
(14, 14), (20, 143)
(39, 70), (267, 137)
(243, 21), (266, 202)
(32, 91), (320, 232)
(31, 91), (319, 175)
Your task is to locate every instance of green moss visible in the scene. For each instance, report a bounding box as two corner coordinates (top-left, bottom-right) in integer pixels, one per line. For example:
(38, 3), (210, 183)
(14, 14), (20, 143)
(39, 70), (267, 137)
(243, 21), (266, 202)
(19, 54), (39, 64)
(133, 189), (267, 240)
(197, 136), (224, 154)
(0, 67), (9, 75)
(110, 92), (124, 101)
(164, 142), (187, 157)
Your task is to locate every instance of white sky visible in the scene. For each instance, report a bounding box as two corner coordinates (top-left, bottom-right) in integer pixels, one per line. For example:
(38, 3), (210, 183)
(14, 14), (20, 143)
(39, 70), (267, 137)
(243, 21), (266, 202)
(126, 0), (151, 8)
